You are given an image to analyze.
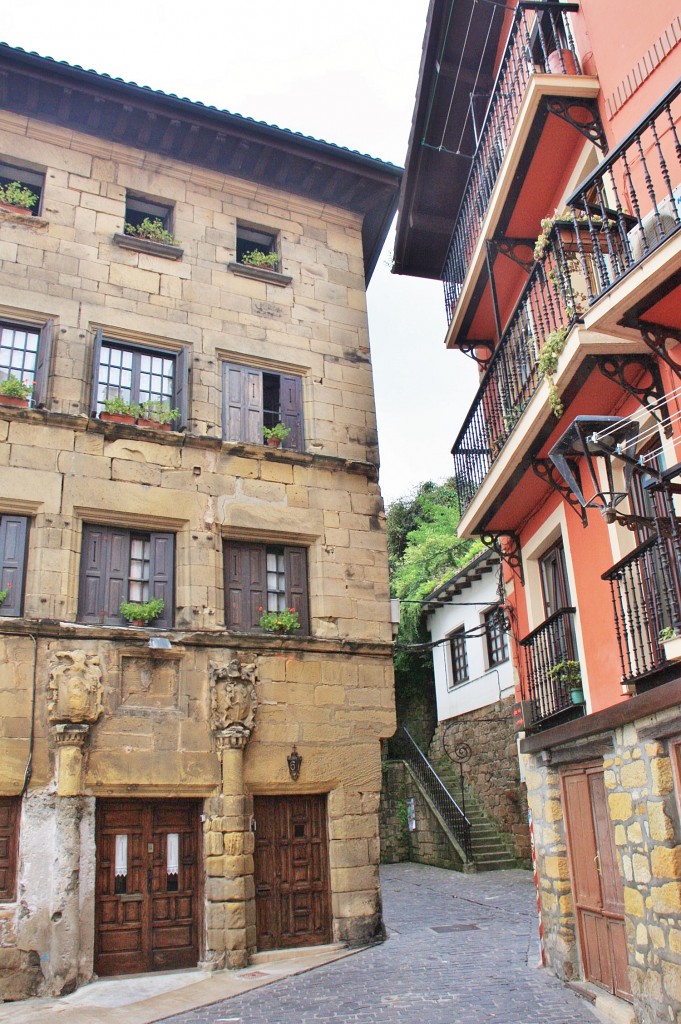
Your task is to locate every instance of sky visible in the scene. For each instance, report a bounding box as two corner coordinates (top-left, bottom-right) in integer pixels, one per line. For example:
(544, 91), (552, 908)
(1, 0), (479, 506)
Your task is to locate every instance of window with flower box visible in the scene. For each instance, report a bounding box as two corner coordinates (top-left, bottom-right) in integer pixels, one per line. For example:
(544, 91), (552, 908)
(223, 541), (309, 633)
(90, 330), (189, 426)
(0, 319), (54, 408)
(0, 160), (44, 216)
(222, 362), (303, 450)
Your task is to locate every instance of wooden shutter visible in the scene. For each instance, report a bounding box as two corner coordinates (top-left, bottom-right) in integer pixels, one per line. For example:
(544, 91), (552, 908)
(224, 542), (266, 629)
(106, 529), (131, 623)
(0, 797), (19, 901)
(0, 516), (28, 618)
(224, 364), (263, 444)
(90, 328), (104, 416)
(79, 524), (130, 624)
(285, 547), (309, 633)
(149, 532), (174, 628)
(174, 346), (190, 430)
(33, 318), (54, 408)
(280, 374), (303, 451)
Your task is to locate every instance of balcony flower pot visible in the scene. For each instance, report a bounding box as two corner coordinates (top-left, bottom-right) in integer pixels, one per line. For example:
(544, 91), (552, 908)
(137, 417), (172, 431)
(266, 436), (281, 448)
(0, 394), (29, 408)
(100, 411), (135, 424)
(661, 635), (681, 662)
(0, 201), (33, 217)
(547, 49), (577, 75)
(570, 687), (585, 705)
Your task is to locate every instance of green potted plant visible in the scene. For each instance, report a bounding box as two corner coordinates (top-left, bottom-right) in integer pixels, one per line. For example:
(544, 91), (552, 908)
(100, 395), (139, 424)
(659, 626), (681, 662)
(548, 659), (583, 704)
(124, 217), (179, 246)
(0, 375), (33, 408)
(0, 181), (38, 216)
(0, 585), (10, 606)
(241, 249), (280, 271)
(258, 606), (301, 634)
(137, 399), (180, 431)
(119, 597), (165, 627)
(262, 422), (291, 448)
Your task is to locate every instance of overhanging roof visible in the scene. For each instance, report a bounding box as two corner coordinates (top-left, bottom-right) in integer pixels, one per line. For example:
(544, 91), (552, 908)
(0, 43), (402, 283)
(421, 549), (499, 612)
(392, 0), (507, 280)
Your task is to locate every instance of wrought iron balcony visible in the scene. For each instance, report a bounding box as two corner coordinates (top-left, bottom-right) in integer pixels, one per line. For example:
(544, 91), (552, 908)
(519, 607), (584, 729)
(602, 534), (681, 685)
(442, 1), (582, 323)
(452, 225), (581, 514)
(567, 79), (681, 306)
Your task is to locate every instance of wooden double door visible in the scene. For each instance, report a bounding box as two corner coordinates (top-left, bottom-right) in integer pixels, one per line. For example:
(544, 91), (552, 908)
(254, 795), (331, 951)
(562, 766), (632, 1000)
(95, 799), (200, 976)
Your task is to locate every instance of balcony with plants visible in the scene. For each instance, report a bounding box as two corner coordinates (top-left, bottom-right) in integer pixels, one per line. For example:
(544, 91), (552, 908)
(441, 0), (598, 331)
(519, 607), (585, 731)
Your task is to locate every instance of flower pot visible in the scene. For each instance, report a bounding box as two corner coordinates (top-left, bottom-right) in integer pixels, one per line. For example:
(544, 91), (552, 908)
(129, 619), (146, 627)
(0, 395), (29, 408)
(0, 201), (33, 216)
(547, 49), (577, 75)
(661, 635), (681, 662)
(266, 436), (281, 448)
(100, 411), (135, 424)
(136, 417), (172, 431)
(570, 687), (585, 705)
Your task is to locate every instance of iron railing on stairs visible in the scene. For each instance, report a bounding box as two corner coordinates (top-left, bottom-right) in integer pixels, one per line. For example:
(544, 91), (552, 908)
(390, 727), (473, 862)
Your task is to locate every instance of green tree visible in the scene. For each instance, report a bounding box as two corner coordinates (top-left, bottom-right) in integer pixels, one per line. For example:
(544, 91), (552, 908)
(387, 479), (482, 702)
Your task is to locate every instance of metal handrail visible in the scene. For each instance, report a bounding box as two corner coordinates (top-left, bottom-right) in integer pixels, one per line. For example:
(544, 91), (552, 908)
(396, 727), (472, 861)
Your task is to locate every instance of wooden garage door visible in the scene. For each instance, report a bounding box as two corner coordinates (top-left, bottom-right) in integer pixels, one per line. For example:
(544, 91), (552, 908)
(254, 795), (331, 950)
(95, 799), (200, 976)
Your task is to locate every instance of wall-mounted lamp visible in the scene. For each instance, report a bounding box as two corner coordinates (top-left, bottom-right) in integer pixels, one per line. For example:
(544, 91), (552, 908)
(549, 415), (641, 520)
(287, 745), (302, 781)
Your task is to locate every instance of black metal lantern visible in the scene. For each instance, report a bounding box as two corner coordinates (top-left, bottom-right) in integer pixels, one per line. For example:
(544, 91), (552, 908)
(287, 745), (302, 781)
(549, 415), (641, 519)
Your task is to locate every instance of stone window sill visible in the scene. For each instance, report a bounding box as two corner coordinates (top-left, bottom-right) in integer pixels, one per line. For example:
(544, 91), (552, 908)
(0, 209), (48, 228)
(113, 233), (184, 260)
(227, 261), (292, 287)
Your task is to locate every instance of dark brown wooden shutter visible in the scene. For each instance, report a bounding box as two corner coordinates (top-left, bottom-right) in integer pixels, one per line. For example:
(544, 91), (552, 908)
(105, 529), (131, 623)
(174, 346), (190, 430)
(0, 797), (19, 901)
(149, 532), (174, 628)
(281, 374), (303, 451)
(224, 364), (263, 444)
(33, 318), (54, 408)
(79, 524), (130, 625)
(0, 516), (28, 618)
(285, 546), (309, 633)
(90, 328), (104, 416)
(224, 542), (266, 629)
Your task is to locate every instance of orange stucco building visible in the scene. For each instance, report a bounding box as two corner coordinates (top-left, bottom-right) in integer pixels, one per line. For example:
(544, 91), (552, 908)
(395, 2), (681, 1020)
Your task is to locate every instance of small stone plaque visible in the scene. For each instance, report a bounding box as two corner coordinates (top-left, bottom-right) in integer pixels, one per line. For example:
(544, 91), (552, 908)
(121, 655), (180, 708)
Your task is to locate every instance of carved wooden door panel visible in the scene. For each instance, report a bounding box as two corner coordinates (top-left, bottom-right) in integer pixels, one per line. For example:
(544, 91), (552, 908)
(254, 795), (331, 951)
(95, 799), (200, 976)
(562, 767), (632, 1001)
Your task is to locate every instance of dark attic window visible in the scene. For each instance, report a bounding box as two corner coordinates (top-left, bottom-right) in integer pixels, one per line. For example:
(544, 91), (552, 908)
(0, 161), (44, 215)
(236, 224), (277, 264)
(125, 194), (173, 233)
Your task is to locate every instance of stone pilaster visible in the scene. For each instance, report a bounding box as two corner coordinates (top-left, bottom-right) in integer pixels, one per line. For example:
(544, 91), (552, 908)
(53, 724), (89, 797)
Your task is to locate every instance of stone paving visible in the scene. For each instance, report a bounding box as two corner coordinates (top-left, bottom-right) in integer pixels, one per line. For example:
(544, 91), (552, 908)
(158, 863), (600, 1024)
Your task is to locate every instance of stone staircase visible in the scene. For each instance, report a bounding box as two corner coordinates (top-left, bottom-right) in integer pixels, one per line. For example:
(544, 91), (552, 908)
(430, 758), (519, 871)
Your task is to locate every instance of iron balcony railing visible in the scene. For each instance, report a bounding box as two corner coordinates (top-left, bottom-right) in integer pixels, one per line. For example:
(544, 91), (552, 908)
(443, 1), (581, 323)
(519, 607), (584, 729)
(452, 225), (581, 514)
(567, 78), (681, 306)
(390, 727), (472, 861)
(602, 535), (681, 684)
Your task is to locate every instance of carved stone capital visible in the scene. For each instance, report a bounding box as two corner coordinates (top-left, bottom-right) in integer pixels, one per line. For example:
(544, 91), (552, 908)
(48, 650), (103, 724)
(216, 724), (252, 753)
(52, 723), (90, 748)
(209, 657), (257, 736)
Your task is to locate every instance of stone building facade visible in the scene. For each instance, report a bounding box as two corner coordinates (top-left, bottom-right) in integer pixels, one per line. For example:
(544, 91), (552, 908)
(0, 44), (399, 999)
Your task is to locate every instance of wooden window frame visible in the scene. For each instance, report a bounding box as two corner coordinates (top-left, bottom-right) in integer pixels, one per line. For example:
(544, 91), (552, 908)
(0, 160), (45, 216)
(539, 539), (572, 619)
(448, 627), (469, 689)
(78, 524), (174, 627)
(0, 514), (29, 618)
(222, 361), (304, 451)
(90, 329), (189, 427)
(0, 797), (20, 902)
(223, 541), (310, 634)
(484, 605), (508, 667)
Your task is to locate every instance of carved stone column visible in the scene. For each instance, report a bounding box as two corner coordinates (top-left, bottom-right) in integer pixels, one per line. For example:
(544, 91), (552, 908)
(48, 650), (103, 796)
(207, 658), (257, 969)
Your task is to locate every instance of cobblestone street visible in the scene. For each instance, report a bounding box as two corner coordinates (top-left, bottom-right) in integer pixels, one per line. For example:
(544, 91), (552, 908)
(158, 863), (600, 1024)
